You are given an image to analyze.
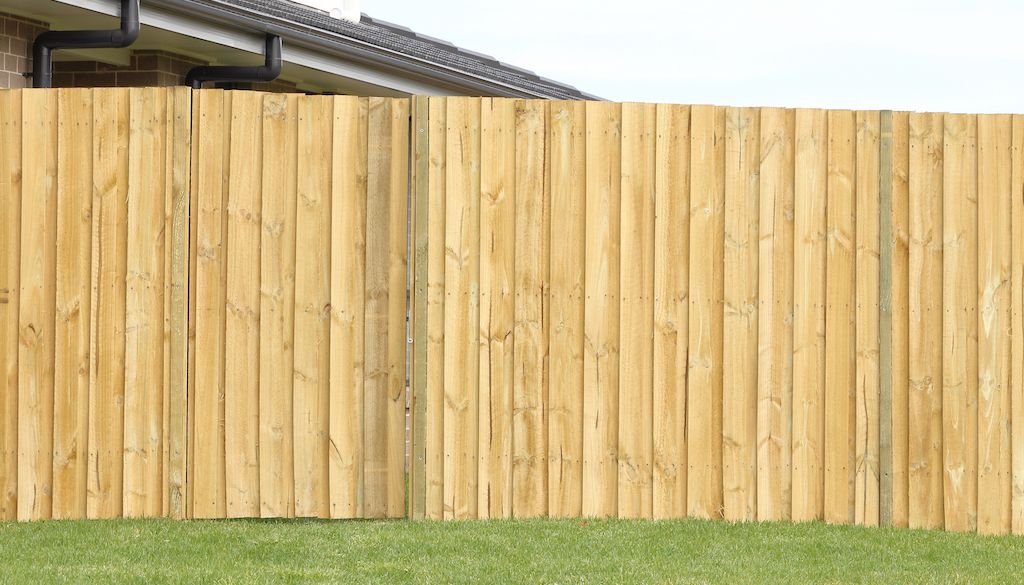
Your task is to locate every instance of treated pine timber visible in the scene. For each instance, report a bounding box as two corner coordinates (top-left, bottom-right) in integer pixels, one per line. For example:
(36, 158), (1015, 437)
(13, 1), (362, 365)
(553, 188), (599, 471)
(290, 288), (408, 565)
(652, 103), (690, 520)
(547, 100), (586, 518)
(755, 107), (794, 522)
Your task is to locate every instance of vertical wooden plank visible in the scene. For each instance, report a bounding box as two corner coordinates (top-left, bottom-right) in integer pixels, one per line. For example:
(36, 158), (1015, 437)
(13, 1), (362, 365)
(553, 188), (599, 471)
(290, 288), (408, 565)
(52, 88), (92, 519)
(792, 109), (828, 522)
(0, 90), (22, 521)
(258, 93), (298, 518)
(166, 87), (191, 520)
(687, 105), (725, 519)
(477, 97), (515, 519)
(513, 99), (549, 518)
(891, 111), (911, 528)
(293, 95), (332, 519)
(1012, 115), (1024, 536)
(124, 87), (168, 518)
(824, 109), (856, 525)
(409, 95), (429, 520)
(425, 96), (447, 520)
(855, 110), (881, 526)
(364, 97), (409, 519)
(17, 89), (58, 521)
(582, 101), (620, 518)
(908, 112), (944, 530)
(879, 111), (894, 528)
(222, 91), (262, 518)
(941, 113), (977, 533)
(364, 97), (390, 519)
(88, 89), (129, 519)
(385, 98), (409, 518)
(191, 90), (227, 519)
(652, 103), (690, 520)
(756, 108), (794, 522)
(547, 100), (586, 518)
(723, 106), (760, 522)
(977, 114), (1012, 535)
(258, 93), (297, 518)
(443, 97), (481, 520)
(618, 102), (655, 519)
(329, 96), (367, 519)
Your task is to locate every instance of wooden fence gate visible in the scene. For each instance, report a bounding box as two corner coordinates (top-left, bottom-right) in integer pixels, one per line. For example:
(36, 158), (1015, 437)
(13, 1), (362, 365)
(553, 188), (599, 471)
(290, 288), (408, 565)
(0, 88), (409, 521)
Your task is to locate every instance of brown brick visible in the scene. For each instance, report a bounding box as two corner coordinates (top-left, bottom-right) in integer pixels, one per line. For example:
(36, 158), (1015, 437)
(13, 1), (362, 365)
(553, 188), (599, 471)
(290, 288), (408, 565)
(0, 71), (9, 89)
(4, 53), (18, 73)
(51, 72), (74, 87)
(116, 71), (159, 86)
(54, 60), (97, 72)
(4, 19), (18, 37)
(133, 54), (158, 71)
(7, 71), (27, 89)
(9, 38), (26, 57)
(0, 36), (9, 54)
(72, 71), (117, 87)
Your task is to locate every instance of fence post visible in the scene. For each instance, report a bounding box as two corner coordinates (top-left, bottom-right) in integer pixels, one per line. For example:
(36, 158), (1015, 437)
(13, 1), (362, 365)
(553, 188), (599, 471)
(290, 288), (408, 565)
(878, 110), (893, 527)
(408, 96), (429, 520)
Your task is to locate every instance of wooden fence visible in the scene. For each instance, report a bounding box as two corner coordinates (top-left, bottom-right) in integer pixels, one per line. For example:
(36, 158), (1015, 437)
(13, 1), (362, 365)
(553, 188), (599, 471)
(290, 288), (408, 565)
(0, 88), (409, 521)
(2, 89), (1024, 535)
(406, 97), (1024, 536)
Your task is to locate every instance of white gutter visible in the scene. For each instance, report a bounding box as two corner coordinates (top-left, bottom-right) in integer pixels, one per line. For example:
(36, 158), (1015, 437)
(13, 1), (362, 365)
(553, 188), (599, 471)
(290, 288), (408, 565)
(51, 0), (464, 95)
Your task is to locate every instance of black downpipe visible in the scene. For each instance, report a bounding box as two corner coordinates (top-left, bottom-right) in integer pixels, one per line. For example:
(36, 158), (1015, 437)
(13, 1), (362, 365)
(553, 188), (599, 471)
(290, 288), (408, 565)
(32, 0), (140, 88)
(186, 35), (283, 89)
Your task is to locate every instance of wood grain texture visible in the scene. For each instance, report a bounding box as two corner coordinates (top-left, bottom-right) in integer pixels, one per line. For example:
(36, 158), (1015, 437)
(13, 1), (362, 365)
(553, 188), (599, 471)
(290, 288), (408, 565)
(854, 110), (880, 526)
(409, 95), (429, 520)
(792, 109), (828, 522)
(191, 90), (227, 519)
(513, 99), (549, 518)
(53, 89), (92, 519)
(652, 104), (690, 520)
(687, 105), (725, 519)
(18, 89), (58, 521)
(582, 101), (621, 518)
(976, 114), (1012, 535)
(908, 112), (944, 530)
(1011, 115), (1024, 535)
(477, 98), (515, 519)
(723, 106), (760, 522)
(878, 111), (894, 527)
(258, 93), (297, 519)
(941, 113), (977, 533)
(755, 108), (793, 522)
(890, 111), (911, 528)
(0, 90), (22, 521)
(443, 97), (481, 519)
(425, 97), (447, 520)
(124, 88), (168, 518)
(617, 102), (655, 519)
(547, 101), (586, 518)
(824, 110), (856, 525)
(329, 96), (367, 518)
(222, 91), (262, 518)
(166, 87), (191, 520)
(293, 96), (332, 518)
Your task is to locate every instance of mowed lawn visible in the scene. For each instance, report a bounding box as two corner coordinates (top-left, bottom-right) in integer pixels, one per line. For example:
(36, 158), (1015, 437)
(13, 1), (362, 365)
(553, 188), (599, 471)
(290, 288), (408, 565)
(1, 516), (1022, 584)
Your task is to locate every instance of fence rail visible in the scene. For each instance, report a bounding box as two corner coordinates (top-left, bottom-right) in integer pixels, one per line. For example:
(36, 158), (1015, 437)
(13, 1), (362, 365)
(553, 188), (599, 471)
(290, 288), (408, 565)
(2, 89), (1023, 535)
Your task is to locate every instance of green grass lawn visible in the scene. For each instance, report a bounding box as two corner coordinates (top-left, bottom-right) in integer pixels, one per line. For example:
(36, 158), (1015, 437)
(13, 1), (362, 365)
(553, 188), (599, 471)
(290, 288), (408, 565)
(1, 517), (1022, 584)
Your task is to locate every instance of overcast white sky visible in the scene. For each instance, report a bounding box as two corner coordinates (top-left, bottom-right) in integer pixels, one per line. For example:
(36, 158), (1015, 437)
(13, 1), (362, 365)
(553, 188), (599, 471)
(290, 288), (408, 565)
(297, 0), (1024, 113)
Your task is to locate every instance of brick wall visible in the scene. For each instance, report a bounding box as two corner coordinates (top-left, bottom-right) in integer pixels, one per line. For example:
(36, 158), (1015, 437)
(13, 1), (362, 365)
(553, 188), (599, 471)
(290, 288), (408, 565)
(0, 12), (47, 89)
(1, 10), (301, 92)
(53, 50), (208, 88)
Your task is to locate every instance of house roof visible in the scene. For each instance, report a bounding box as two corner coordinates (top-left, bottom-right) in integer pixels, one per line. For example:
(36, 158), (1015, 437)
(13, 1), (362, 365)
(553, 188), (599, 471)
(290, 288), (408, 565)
(177, 0), (598, 100)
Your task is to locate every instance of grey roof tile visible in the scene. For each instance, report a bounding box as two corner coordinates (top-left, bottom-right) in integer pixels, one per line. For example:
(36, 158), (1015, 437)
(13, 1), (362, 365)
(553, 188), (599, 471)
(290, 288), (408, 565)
(187, 0), (593, 99)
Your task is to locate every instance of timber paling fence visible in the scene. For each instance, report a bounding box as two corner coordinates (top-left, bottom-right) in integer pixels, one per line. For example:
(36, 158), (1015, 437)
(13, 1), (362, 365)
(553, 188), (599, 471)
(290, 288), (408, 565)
(0, 90), (1022, 536)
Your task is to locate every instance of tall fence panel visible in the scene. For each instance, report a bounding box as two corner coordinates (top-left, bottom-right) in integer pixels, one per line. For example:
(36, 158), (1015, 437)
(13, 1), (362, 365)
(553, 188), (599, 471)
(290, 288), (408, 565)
(187, 92), (409, 519)
(0, 87), (191, 521)
(408, 97), (1024, 535)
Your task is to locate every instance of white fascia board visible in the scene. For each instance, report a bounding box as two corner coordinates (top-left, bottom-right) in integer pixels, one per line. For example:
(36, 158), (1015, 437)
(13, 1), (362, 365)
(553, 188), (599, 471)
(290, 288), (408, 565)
(51, 0), (455, 95)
